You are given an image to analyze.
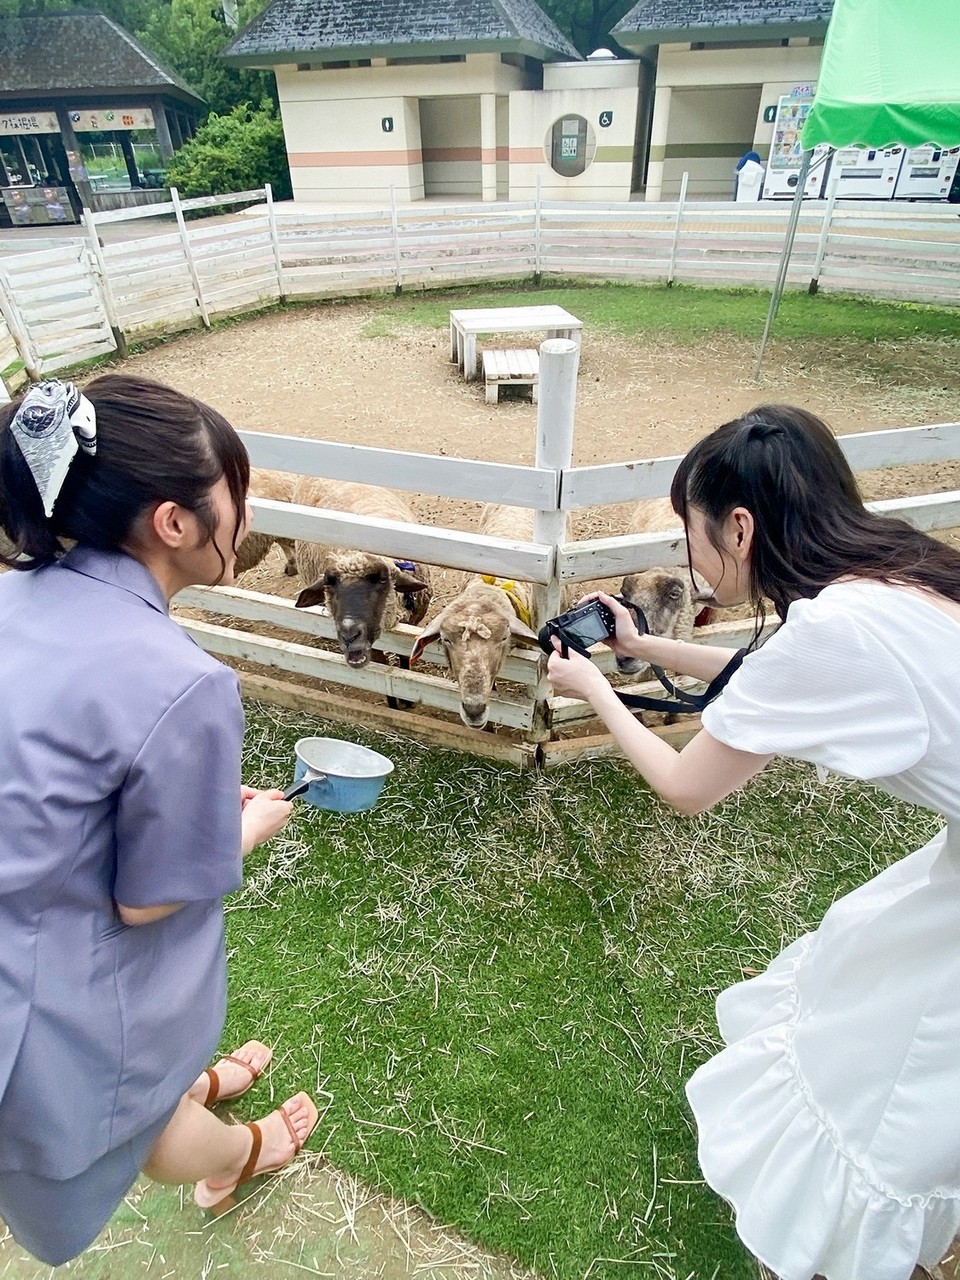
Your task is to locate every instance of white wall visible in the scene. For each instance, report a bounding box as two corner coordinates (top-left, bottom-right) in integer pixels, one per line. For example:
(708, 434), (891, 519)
(509, 80), (641, 201)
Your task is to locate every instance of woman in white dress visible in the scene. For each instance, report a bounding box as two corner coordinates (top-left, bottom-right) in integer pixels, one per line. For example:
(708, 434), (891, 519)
(546, 404), (960, 1280)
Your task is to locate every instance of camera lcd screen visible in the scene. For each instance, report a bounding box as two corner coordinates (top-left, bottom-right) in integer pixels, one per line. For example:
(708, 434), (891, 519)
(563, 604), (611, 648)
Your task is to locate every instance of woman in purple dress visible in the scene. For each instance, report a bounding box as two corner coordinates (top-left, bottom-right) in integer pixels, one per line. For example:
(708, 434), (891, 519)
(0, 375), (318, 1265)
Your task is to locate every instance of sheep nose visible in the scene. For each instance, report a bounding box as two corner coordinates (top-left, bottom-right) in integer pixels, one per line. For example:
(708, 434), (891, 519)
(460, 696), (489, 727)
(339, 617), (364, 645)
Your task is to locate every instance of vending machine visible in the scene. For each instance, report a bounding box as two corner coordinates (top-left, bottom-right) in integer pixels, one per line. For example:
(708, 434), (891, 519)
(893, 145), (960, 200)
(830, 146), (904, 199)
(762, 93), (831, 199)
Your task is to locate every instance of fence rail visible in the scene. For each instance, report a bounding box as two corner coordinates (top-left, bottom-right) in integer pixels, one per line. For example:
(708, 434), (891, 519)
(1, 185), (958, 393)
(172, 343), (959, 763)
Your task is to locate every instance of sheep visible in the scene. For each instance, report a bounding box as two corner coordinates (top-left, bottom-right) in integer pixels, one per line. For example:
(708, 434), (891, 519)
(291, 478), (433, 669)
(616, 496), (715, 678)
(410, 504), (539, 730)
(234, 468), (298, 578)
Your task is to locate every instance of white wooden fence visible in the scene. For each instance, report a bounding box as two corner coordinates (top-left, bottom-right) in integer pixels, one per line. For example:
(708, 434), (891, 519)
(1, 185), (958, 394)
(171, 342), (960, 766)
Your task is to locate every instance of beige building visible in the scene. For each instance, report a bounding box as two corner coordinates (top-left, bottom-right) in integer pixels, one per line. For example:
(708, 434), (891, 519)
(612, 0), (833, 200)
(224, 0), (837, 205)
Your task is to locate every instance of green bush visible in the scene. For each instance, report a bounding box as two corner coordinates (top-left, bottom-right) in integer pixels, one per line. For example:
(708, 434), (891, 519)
(165, 101), (291, 200)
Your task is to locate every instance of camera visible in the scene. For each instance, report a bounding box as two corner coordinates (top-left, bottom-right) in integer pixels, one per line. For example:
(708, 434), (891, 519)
(538, 597), (645, 658)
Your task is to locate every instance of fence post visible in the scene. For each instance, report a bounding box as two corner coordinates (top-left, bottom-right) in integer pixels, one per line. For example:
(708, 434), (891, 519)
(264, 182), (286, 302)
(809, 166), (839, 295)
(666, 170), (688, 286)
(0, 262), (42, 381)
(534, 174), (543, 283)
(170, 186), (210, 328)
(81, 206), (127, 359)
(389, 184), (403, 293)
(529, 337), (580, 749)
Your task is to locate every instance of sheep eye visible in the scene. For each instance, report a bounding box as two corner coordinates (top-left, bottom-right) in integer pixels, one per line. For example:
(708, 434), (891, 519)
(367, 571), (386, 585)
(324, 573), (340, 588)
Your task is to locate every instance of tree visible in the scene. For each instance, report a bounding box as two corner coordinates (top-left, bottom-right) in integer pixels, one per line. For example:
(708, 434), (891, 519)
(540, 0), (635, 57)
(135, 0), (275, 117)
(164, 100), (290, 198)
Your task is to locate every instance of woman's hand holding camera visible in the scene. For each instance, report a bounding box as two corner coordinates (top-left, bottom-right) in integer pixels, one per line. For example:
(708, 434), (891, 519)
(546, 591), (648, 705)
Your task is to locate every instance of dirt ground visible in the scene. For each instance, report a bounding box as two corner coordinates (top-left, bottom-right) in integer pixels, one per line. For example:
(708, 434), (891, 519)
(113, 298), (960, 541)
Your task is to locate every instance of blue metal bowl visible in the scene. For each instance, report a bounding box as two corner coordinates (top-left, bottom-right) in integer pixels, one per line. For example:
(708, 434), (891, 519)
(285, 737), (394, 813)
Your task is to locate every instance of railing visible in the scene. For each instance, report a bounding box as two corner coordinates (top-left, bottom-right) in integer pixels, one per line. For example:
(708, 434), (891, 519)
(1, 186), (958, 393)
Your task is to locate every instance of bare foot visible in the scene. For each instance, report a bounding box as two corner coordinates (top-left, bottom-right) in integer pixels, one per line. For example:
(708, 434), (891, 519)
(187, 1040), (272, 1106)
(194, 1092), (318, 1208)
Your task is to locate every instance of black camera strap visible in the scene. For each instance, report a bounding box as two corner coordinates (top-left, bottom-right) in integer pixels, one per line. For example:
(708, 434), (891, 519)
(613, 648), (748, 715)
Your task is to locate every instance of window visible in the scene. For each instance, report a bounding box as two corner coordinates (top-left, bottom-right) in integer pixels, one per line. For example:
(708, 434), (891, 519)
(546, 114), (596, 178)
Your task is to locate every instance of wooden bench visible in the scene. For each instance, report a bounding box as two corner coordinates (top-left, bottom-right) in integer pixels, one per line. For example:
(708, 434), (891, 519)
(482, 348), (539, 404)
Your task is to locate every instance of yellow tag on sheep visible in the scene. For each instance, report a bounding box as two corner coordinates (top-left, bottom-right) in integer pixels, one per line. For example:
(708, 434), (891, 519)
(481, 576), (533, 628)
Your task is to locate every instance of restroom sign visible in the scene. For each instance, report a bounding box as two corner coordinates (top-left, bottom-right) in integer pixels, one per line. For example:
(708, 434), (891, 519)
(382, 116), (394, 133)
(599, 110), (613, 128)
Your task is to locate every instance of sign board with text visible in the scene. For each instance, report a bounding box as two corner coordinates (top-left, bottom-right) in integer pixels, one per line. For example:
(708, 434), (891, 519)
(69, 108), (155, 132)
(0, 112), (59, 136)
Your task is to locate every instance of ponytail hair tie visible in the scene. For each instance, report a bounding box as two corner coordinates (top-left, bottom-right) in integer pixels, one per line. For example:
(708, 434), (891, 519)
(8, 379), (97, 518)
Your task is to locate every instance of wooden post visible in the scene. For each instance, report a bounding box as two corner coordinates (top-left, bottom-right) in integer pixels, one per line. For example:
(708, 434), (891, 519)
(264, 182), (286, 301)
(0, 263), (43, 381)
(170, 185), (210, 328)
(809, 165), (839, 295)
(389, 184), (403, 293)
(666, 170), (688, 286)
(81, 206), (127, 359)
(534, 173), (543, 282)
(529, 337), (580, 746)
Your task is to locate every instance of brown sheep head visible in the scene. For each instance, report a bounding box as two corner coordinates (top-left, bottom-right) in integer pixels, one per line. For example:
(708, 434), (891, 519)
(410, 584), (537, 729)
(295, 550), (430, 667)
(616, 569), (691, 675)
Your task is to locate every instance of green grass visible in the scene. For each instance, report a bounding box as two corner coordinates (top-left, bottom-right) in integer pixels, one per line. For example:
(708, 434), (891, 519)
(224, 703), (939, 1279)
(360, 280), (960, 345)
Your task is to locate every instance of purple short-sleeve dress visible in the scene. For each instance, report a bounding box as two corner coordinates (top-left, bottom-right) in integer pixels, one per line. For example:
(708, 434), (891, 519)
(0, 547), (245, 1265)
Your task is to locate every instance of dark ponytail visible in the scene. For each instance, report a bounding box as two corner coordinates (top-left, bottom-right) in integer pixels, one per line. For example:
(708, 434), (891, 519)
(670, 404), (960, 622)
(0, 374), (249, 572)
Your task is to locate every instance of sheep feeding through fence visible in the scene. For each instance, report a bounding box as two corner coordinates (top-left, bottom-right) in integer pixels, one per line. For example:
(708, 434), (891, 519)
(174, 340), (960, 768)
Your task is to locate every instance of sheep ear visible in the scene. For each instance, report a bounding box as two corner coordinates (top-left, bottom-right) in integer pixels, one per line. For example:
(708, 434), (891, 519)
(410, 617), (443, 664)
(508, 616), (540, 645)
(295, 583), (326, 609)
(394, 571), (429, 594)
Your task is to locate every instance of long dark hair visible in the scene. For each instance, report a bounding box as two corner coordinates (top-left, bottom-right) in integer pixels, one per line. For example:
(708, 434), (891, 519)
(670, 404), (960, 623)
(0, 373), (249, 575)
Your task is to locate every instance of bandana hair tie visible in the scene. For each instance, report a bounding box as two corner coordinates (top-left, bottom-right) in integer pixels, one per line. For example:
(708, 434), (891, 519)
(9, 380), (97, 518)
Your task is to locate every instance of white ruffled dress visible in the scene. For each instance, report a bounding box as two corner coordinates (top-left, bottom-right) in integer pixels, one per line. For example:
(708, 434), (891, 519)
(689, 581), (960, 1280)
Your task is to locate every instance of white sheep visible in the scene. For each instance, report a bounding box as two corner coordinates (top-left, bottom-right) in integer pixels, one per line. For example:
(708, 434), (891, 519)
(292, 478), (433, 670)
(235, 468), (298, 578)
(410, 504), (539, 729)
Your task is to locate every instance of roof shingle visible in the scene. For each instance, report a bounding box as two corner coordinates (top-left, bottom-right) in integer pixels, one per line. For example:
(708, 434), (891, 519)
(223, 0), (580, 65)
(0, 13), (203, 104)
(613, 0), (833, 46)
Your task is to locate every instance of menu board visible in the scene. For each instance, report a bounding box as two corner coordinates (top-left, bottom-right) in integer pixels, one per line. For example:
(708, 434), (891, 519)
(2, 186), (76, 225)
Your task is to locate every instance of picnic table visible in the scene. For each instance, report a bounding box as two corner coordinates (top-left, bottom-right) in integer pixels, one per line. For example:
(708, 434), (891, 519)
(449, 305), (582, 382)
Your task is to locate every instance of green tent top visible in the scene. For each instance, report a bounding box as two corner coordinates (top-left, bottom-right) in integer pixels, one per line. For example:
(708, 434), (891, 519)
(802, 0), (960, 150)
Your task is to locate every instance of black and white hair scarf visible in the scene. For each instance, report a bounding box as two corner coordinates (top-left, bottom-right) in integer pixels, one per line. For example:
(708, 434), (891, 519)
(9, 380), (97, 518)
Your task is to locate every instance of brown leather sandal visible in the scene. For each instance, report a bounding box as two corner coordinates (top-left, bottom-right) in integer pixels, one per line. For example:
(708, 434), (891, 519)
(194, 1091), (320, 1216)
(202, 1041), (272, 1107)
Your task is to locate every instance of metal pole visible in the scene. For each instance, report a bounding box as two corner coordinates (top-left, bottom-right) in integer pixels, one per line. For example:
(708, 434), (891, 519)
(752, 149), (813, 381)
(534, 173), (543, 282)
(666, 170), (688, 286)
(809, 158), (839, 294)
(529, 337), (580, 746)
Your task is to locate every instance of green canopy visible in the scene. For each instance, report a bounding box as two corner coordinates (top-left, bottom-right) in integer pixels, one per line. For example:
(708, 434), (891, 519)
(802, 0), (960, 149)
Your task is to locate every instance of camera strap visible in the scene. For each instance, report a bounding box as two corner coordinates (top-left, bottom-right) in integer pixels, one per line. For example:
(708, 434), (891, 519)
(612, 648), (748, 715)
